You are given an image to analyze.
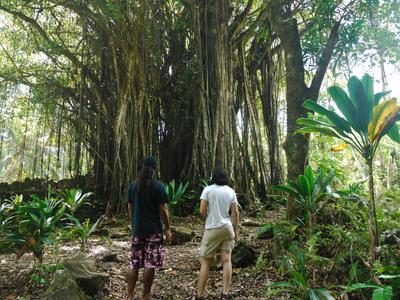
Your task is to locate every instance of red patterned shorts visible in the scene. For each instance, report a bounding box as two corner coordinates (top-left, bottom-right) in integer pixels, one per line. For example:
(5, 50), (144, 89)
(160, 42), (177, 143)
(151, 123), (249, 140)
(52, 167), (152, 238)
(130, 234), (165, 269)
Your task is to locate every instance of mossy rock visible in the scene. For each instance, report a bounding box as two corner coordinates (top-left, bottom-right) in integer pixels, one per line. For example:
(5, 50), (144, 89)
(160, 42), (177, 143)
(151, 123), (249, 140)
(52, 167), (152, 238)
(171, 226), (195, 245)
(63, 253), (108, 297)
(41, 269), (88, 300)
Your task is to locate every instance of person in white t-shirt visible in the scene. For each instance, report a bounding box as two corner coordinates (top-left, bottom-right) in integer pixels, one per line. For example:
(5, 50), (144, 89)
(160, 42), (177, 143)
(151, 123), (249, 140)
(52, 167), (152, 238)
(195, 167), (239, 300)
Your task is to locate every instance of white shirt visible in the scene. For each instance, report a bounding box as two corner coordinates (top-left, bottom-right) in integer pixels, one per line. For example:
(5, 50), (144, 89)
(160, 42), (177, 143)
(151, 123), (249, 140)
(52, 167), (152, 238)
(200, 184), (237, 230)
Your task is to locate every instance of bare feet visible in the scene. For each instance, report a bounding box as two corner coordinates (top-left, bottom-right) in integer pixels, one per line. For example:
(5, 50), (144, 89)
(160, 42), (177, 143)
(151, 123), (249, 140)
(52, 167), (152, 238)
(141, 296), (157, 300)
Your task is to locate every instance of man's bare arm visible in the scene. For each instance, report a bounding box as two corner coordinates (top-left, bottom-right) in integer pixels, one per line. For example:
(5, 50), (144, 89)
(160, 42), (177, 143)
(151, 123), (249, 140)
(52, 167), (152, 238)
(230, 202), (239, 239)
(199, 199), (208, 220)
(160, 203), (172, 244)
(159, 203), (171, 229)
(128, 203), (132, 223)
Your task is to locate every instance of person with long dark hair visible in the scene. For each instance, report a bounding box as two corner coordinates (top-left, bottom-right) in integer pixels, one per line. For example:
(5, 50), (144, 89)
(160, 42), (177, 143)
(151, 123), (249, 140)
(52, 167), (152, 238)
(125, 156), (172, 300)
(196, 166), (239, 300)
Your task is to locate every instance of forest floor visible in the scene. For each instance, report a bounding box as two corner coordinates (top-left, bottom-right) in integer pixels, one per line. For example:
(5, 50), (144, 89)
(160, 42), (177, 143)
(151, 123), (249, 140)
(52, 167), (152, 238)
(0, 209), (285, 300)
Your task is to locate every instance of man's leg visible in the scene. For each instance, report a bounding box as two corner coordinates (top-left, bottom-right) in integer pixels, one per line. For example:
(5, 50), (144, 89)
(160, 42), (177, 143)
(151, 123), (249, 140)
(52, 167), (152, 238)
(127, 268), (139, 300)
(142, 268), (155, 300)
(197, 257), (211, 297)
(221, 251), (232, 295)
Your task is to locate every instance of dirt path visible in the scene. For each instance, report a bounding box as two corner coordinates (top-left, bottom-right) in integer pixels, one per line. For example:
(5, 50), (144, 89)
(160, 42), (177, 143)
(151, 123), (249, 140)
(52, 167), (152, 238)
(0, 210), (284, 299)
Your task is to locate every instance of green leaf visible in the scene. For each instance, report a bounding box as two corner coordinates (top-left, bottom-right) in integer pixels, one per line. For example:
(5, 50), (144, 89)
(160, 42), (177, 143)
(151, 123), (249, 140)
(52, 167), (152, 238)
(289, 270), (306, 287)
(375, 91), (391, 104)
(298, 175), (311, 197)
(372, 286), (393, 300)
(303, 100), (352, 133)
(348, 76), (370, 131)
(274, 185), (300, 198)
(304, 166), (315, 192)
(296, 126), (341, 138)
(318, 289), (335, 300)
(361, 73), (375, 116)
(386, 124), (400, 142)
(346, 283), (380, 292)
(309, 289), (321, 300)
(328, 85), (360, 130)
(378, 274), (400, 279)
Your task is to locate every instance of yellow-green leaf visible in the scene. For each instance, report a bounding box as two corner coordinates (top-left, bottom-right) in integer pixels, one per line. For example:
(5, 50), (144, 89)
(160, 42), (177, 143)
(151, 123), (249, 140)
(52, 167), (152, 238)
(330, 143), (347, 152)
(368, 99), (400, 143)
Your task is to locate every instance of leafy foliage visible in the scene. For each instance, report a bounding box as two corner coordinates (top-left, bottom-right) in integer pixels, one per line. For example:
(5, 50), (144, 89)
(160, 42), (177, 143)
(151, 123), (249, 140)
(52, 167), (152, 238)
(59, 189), (93, 216)
(297, 73), (400, 258)
(267, 244), (335, 299)
(1, 194), (65, 263)
(274, 166), (337, 235)
(65, 214), (102, 251)
(298, 74), (399, 161)
(165, 180), (190, 215)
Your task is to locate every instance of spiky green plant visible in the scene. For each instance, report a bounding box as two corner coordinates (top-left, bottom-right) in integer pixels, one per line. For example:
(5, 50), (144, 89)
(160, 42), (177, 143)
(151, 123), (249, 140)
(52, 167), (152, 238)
(274, 166), (336, 237)
(60, 189), (93, 216)
(297, 73), (400, 259)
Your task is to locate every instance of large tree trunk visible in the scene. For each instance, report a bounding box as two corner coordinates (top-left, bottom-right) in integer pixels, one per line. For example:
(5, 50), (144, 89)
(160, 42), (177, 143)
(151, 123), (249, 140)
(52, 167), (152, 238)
(189, 0), (237, 181)
(266, 0), (340, 218)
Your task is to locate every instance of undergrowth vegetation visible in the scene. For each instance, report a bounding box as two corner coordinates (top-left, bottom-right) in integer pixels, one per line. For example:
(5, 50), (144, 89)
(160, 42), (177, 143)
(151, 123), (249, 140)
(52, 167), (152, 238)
(258, 164), (400, 299)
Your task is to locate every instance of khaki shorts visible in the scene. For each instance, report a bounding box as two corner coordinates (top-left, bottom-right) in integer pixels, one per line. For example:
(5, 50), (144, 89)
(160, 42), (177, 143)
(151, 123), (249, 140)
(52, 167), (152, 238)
(199, 225), (235, 258)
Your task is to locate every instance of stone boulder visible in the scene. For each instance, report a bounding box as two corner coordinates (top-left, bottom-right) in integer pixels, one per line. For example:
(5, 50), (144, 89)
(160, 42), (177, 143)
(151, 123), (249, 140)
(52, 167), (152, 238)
(256, 224), (274, 240)
(171, 226), (195, 245)
(231, 241), (257, 268)
(41, 270), (88, 300)
(63, 253), (108, 297)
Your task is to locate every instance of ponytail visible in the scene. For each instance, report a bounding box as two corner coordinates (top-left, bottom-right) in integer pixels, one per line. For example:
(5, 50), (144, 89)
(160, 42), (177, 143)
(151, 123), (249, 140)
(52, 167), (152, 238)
(137, 166), (154, 192)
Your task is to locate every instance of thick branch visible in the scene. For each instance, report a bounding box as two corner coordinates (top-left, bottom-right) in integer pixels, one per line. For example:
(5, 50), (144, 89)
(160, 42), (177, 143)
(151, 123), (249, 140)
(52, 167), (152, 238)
(0, 5), (101, 89)
(309, 21), (340, 95)
(229, 0), (254, 38)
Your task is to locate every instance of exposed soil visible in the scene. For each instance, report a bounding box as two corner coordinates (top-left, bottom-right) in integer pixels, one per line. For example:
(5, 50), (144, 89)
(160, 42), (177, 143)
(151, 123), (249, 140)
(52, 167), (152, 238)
(0, 210), (285, 300)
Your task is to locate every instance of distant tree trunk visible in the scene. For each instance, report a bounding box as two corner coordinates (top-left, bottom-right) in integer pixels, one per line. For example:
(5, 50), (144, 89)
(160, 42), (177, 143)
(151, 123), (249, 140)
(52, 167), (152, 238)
(56, 106), (63, 173)
(190, 0), (238, 183)
(19, 98), (30, 179)
(258, 46), (284, 186)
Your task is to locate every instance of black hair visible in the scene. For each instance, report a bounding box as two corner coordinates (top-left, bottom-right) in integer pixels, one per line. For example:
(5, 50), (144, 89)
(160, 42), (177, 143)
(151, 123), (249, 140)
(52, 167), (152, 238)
(137, 156), (157, 192)
(211, 166), (229, 186)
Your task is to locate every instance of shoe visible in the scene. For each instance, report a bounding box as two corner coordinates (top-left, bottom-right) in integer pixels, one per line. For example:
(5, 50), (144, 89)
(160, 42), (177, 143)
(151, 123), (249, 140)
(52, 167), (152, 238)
(195, 295), (205, 300)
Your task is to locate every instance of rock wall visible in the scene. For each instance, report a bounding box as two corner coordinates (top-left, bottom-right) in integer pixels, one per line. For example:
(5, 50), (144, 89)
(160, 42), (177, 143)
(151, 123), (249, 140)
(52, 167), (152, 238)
(0, 175), (106, 219)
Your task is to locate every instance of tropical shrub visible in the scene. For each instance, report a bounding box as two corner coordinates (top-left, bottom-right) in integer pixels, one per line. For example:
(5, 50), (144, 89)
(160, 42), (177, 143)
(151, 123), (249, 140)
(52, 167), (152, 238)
(274, 166), (337, 236)
(267, 244), (335, 299)
(1, 194), (65, 263)
(297, 73), (400, 259)
(165, 180), (190, 215)
(65, 214), (102, 251)
(60, 189), (93, 216)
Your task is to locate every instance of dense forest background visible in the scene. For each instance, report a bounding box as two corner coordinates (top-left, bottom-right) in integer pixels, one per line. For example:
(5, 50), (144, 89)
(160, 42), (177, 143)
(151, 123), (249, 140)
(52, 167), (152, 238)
(1, 1), (400, 299)
(0, 0), (399, 215)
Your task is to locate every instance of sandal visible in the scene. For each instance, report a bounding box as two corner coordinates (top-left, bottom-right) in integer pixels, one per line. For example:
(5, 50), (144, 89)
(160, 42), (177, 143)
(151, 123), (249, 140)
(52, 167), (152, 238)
(220, 293), (230, 300)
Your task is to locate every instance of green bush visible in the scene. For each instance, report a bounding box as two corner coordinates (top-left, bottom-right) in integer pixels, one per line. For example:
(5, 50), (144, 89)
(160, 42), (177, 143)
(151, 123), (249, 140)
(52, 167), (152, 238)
(274, 166), (337, 236)
(59, 189), (93, 216)
(1, 194), (65, 263)
(165, 180), (191, 215)
(267, 243), (335, 299)
(65, 214), (102, 251)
